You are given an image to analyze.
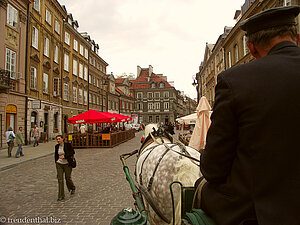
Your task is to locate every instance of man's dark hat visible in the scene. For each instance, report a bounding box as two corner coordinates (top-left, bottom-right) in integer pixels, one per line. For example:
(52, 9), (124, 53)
(240, 6), (300, 34)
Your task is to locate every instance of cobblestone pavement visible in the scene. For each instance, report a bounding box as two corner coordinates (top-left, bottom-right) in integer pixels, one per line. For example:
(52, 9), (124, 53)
(0, 131), (144, 225)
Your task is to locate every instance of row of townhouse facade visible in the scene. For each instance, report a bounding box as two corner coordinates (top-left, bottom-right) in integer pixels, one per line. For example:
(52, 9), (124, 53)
(0, 0), (196, 147)
(196, 0), (300, 106)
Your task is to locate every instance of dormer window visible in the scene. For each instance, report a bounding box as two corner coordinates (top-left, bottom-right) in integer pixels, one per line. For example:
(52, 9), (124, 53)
(159, 82), (165, 88)
(68, 17), (72, 25)
(151, 83), (156, 88)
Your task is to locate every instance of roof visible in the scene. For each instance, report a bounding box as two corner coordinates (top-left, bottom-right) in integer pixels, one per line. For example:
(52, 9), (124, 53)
(129, 68), (172, 90)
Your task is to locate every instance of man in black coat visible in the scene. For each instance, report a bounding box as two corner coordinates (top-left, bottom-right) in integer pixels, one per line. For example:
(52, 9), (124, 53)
(200, 6), (300, 225)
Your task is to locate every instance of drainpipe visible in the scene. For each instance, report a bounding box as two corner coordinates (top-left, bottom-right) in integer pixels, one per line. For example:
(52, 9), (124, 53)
(24, 2), (30, 145)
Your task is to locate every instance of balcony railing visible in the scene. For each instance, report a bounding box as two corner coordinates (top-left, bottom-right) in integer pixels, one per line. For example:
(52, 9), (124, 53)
(0, 69), (10, 92)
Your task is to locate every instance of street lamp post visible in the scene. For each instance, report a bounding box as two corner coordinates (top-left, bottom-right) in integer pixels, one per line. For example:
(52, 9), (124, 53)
(192, 74), (199, 103)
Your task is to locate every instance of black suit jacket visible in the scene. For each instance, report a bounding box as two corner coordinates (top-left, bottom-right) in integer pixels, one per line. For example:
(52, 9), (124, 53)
(200, 42), (300, 225)
(55, 142), (75, 163)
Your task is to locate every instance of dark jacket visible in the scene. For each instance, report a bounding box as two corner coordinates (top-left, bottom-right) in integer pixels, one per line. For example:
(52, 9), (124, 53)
(55, 142), (75, 164)
(200, 42), (300, 225)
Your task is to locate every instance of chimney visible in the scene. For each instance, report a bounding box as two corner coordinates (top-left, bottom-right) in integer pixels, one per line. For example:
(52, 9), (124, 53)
(149, 65), (153, 77)
(137, 66), (142, 77)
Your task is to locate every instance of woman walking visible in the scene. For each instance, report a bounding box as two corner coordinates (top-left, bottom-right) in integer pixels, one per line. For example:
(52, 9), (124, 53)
(55, 135), (76, 201)
(5, 127), (15, 157)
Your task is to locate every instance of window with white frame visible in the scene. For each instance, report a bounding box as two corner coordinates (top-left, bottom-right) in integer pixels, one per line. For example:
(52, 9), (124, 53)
(137, 92), (142, 99)
(149, 116), (153, 122)
(53, 78), (59, 96)
(164, 91), (169, 98)
(5, 48), (16, 79)
(43, 73), (49, 93)
(44, 37), (49, 57)
(148, 103), (153, 110)
(55, 20), (60, 34)
(73, 59), (78, 76)
(64, 53), (69, 71)
(73, 86), (77, 103)
(89, 74), (92, 84)
(78, 88), (83, 104)
(45, 9), (51, 25)
(93, 77), (96, 86)
(138, 103), (142, 110)
(84, 66), (88, 81)
(73, 39), (78, 51)
(63, 83), (69, 101)
(155, 92), (160, 99)
(159, 82), (165, 88)
(33, 0), (40, 12)
(155, 102), (160, 110)
(148, 92), (153, 99)
(84, 48), (88, 59)
(93, 95), (96, 104)
(151, 83), (156, 88)
(54, 45), (58, 63)
(234, 44), (239, 63)
(79, 63), (83, 79)
(89, 93), (92, 103)
(100, 80), (103, 89)
(228, 51), (232, 68)
(64, 32), (70, 45)
(30, 67), (37, 89)
(243, 35), (247, 56)
(7, 4), (18, 28)
(100, 96), (103, 106)
(32, 26), (39, 49)
(80, 45), (83, 55)
(164, 102), (169, 110)
(97, 96), (99, 105)
(84, 90), (87, 105)
(96, 79), (99, 88)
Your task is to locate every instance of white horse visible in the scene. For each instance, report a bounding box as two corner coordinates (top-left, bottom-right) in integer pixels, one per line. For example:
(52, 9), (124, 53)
(136, 124), (201, 225)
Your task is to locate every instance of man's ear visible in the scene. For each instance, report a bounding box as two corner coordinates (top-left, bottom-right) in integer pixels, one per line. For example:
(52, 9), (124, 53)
(247, 41), (261, 59)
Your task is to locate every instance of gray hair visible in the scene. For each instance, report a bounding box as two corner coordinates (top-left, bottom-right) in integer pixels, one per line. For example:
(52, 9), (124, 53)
(246, 24), (298, 47)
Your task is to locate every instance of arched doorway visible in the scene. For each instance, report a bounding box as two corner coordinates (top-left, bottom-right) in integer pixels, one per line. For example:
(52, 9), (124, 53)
(31, 111), (38, 128)
(6, 105), (17, 131)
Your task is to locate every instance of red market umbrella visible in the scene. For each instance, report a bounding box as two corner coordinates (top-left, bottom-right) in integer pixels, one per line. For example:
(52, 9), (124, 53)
(112, 113), (132, 123)
(67, 109), (116, 124)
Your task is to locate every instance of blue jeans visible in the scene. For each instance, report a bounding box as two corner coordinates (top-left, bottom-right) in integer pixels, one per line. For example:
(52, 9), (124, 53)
(15, 144), (23, 157)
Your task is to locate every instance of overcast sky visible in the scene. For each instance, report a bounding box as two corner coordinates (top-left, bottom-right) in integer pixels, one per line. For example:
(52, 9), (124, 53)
(58, 0), (243, 99)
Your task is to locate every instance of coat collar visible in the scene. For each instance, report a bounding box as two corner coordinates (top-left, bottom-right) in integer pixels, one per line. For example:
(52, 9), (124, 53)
(268, 41), (298, 55)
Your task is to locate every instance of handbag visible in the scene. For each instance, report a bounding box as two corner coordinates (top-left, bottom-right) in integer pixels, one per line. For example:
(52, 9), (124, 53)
(68, 156), (77, 168)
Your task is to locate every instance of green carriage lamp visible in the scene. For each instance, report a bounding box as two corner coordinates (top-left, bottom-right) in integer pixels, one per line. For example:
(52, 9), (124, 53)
(111, 207), (149, 225)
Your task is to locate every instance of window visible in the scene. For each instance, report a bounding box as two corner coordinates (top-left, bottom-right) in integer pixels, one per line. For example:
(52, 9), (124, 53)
(5, 48), (16, 79)
(78, 88), (83, 104)
(84, 66), (88, 81)
(284, 0), (291, 6)
(79, 63), (83, 79)
(54, 45), (59, 63)
(93, 95), (96, 104)
(228, 52), (232, 68)
(73, 39), (78, 51)
(138, 103), (142, 110)
(73, 86), (77, 103)
(148, 103), (153, 110)
(93, 77), (96, 86)
(73, 59), (78, 76)
(30, 67), (37, 89)
(7, 4), (18, 28)
(84, 48), (88, 59)
(149, 116), (153, 122)
(63, 83), (69, 101)
(80, 45), (83, 55)
(159, 82), (165, 88)
(45, 9), (51, 25)
(53, 78), (59, 96)
(243, 35), (247, 56)
(33, 0), (40, 12)
(164, 91), (169, 98)
(89, 74), (92, 84)
(100, 96), (103, 106)
(156, 115), (160, 123)
(55, 20), (60, 34)
(234, 44), (239, 63)
(155, 92), (160, 99)
(148, 92), (153, 99)
(64, 53), (69, 71)
(44, 37), (49, 57)
(96, 96), (99, 105)
(137, 92), (142, 99)
(164, 102), (169, 110)
(151, 83), (156, 88)
(43, 73), (49, 93)
(89, 93), (92, 103)
(84, 90), (87, 105)
(155, 103), (160, 110)
(65, 32), (70, 45)
(96, 79), (99, 88)
(32, 26), (39, 49)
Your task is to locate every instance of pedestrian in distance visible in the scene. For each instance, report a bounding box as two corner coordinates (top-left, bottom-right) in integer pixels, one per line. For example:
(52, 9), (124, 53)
(4, 127), (15, 157)
(31, 124), (39, 147)
(199, 6), (300, 225)
(15, 126), (25, 158)
(55, 135), (76, 201)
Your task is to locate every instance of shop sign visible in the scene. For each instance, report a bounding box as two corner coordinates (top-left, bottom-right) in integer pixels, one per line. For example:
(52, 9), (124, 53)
(6, 105), (17, 114)
(102, 134), (111, 140)
(32, 100), (41, 109)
